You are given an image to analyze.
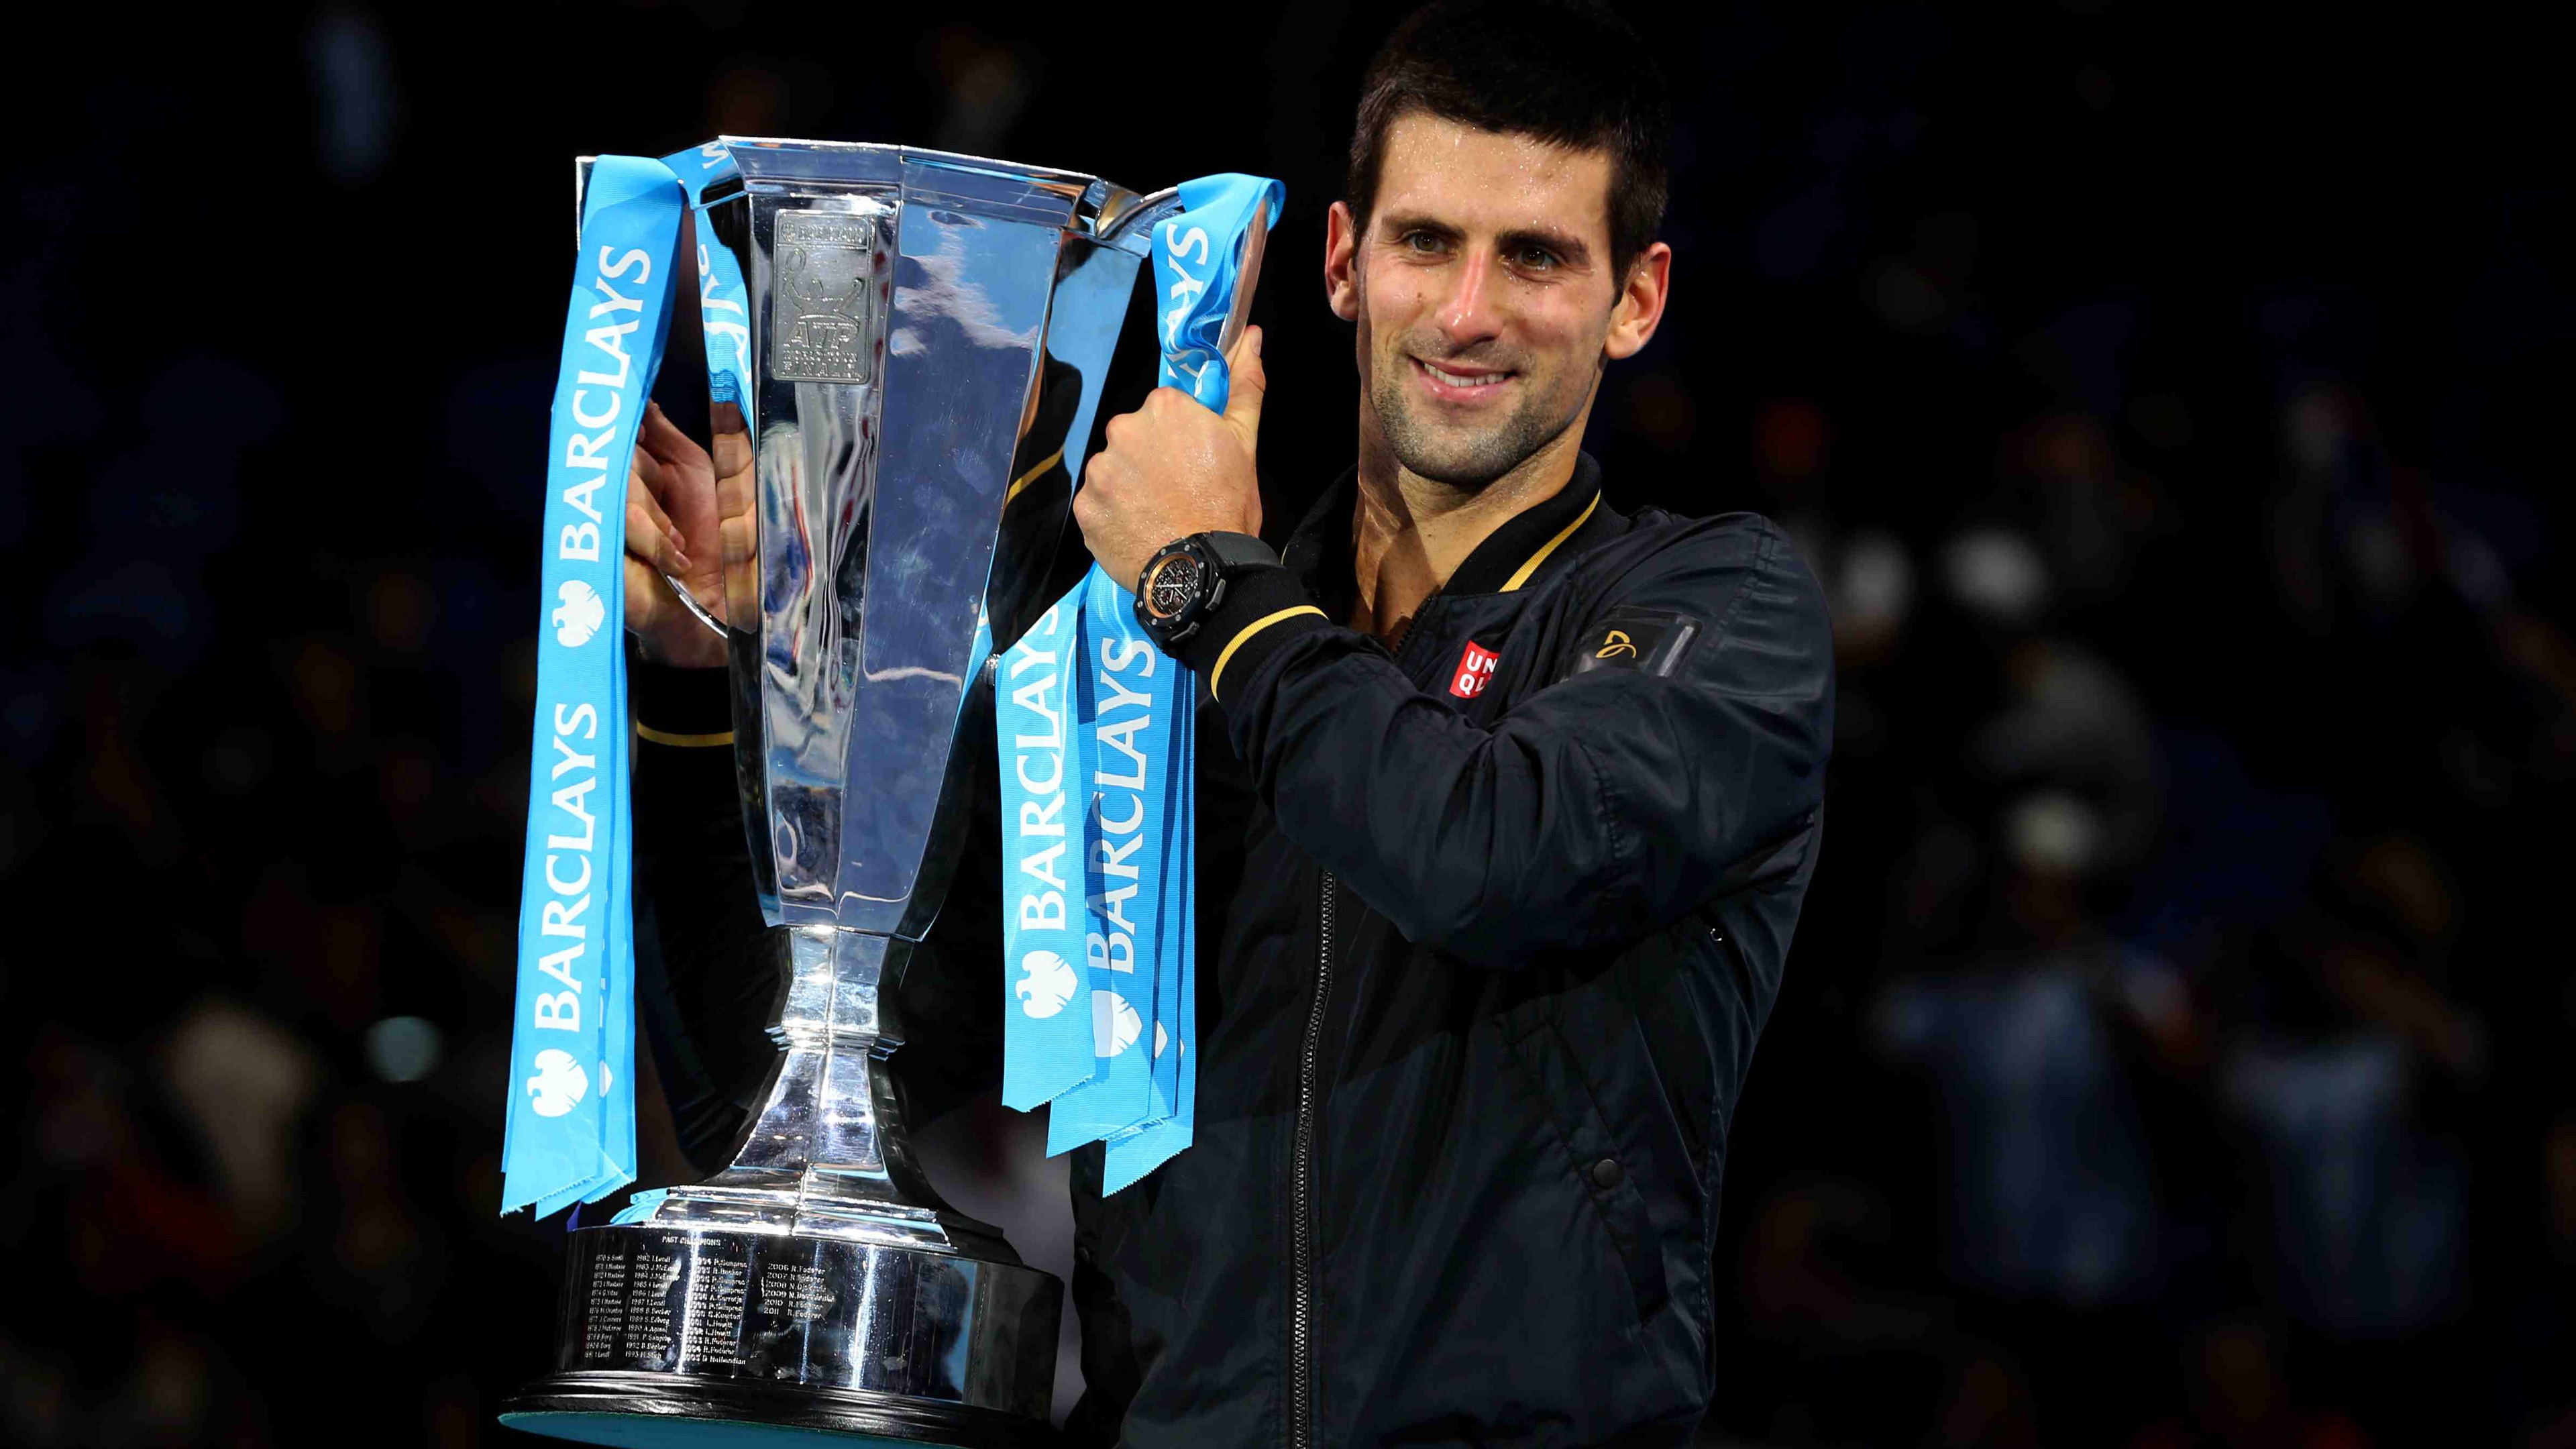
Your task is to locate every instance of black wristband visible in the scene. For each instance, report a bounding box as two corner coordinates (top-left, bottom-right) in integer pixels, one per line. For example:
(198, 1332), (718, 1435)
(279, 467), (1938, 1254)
(1169, 564), (1332, 702)
(631, 641), (733, 743)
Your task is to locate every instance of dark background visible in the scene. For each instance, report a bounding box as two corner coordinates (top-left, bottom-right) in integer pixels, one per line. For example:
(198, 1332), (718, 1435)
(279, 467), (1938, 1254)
(6, 2), (2571, 1445)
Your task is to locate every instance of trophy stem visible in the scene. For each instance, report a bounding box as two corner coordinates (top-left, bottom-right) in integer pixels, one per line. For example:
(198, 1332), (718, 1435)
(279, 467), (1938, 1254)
(661, 926), (1010, 1253)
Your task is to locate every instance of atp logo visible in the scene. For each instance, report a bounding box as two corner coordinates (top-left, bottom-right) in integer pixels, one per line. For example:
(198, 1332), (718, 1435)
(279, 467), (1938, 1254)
(527, 1049), (590, 1118)
(1093, 990), (1142, 1058)
(1595, 629), (1637, 659)
(1016, 949), (1078, 1020)
(553, 580), (607, 648)
(1450, 640), (1500, 699)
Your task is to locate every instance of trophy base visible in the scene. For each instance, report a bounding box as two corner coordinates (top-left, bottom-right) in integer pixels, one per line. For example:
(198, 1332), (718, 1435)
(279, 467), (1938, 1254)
(501, 1221), (1061, 1448)
(500, 1373), (1055, 1448)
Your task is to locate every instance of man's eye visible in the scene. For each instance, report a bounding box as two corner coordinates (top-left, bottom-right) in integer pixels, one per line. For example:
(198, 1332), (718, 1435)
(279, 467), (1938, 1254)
(1515, 246), (1559, 270)
(1403, 231), (1447, 254)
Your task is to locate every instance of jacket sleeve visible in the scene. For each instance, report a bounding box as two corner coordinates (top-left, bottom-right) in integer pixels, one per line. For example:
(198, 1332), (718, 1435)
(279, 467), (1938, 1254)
(1173, 520), (1833, 965)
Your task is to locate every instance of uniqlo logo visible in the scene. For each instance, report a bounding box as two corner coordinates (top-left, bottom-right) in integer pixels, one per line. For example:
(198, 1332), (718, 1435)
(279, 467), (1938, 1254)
(1450, 641), (1499, 699)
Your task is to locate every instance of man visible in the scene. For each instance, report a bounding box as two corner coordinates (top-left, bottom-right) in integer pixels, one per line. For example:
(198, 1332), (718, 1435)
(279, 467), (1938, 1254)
(623, 1), (1831, 1443)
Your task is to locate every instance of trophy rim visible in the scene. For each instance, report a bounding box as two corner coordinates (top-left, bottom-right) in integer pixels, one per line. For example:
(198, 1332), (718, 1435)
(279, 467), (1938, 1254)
(714, 133), (1101, 189)
(571, 138), (1179, 248)
(707, 134), (1175, 243)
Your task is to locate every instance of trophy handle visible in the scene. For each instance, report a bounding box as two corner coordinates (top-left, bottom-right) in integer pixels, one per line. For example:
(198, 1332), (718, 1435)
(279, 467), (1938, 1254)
(1089, 184), (1185, 256)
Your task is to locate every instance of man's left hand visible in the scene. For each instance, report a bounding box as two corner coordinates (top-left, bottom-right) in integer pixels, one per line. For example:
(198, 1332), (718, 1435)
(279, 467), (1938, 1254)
(1074, 326), (1267, 592)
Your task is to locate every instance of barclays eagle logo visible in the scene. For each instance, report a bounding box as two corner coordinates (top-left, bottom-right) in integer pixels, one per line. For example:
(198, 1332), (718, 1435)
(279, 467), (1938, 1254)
(1094, 989), (1142, 1059)
(526, 1049), (590, 1118)
(553, 580), (606, 648)
(1016, 949), (1077, 1020)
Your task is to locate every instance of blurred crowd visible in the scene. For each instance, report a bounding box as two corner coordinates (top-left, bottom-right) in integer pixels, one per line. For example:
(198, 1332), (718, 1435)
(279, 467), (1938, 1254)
(1700, 377), (2576, 1447)
(3, 3), (2569, 1446)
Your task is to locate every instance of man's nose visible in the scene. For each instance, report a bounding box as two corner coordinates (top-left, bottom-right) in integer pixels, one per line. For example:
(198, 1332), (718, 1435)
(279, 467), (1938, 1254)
(1434, 251), (1503, 347)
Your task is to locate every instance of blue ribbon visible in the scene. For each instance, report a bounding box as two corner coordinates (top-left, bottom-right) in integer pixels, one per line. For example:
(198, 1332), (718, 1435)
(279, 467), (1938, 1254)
(998, 173), (1283, 1191)
(1042, 566), (1188, 1156)
(1152, 174), (1285, 413)
(502, 154), (687, 1216)
(664, 142), (751, 411)
(998, 595), (1089, 1110)
(1100, 172), (1278, 1192)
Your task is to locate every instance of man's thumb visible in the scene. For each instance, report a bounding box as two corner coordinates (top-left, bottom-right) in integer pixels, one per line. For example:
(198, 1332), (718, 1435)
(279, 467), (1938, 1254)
(1224, 325), (1267, 443)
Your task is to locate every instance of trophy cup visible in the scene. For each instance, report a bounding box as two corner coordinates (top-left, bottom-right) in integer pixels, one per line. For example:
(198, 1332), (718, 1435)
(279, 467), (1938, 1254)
(502, 138), (1185, 1447)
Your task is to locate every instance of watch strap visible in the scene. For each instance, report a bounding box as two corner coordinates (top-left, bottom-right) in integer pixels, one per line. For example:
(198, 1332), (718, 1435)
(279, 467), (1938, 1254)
(1195, 531), (1278, 572)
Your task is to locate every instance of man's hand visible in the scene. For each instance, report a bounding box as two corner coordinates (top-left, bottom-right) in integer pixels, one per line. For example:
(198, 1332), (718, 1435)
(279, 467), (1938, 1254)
(624, 401), (733, 669)
(1073, 327), (1267, 591)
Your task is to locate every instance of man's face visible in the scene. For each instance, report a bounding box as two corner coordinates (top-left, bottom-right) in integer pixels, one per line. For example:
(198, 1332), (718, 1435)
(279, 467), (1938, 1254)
(1332, 111), (1635, 488)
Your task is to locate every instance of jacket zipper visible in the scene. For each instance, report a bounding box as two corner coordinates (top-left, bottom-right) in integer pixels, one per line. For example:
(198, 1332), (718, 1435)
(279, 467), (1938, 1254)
(1290, 869), (1336, 1449)
(1290, 619), (1426, 1441)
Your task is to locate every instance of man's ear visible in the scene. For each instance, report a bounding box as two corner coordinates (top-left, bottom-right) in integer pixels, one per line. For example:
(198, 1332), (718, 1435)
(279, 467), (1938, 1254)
(1603, 240), (1672, 362)
(1325, 201), (1362, 323)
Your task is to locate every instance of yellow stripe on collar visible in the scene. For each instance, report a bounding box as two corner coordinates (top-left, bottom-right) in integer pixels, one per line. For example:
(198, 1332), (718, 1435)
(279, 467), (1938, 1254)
(1499, 492), (1601, 592)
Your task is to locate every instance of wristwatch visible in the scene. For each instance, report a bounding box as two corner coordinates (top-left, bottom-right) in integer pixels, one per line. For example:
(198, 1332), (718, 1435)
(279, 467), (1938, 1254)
(1132, 531), (1277, 648)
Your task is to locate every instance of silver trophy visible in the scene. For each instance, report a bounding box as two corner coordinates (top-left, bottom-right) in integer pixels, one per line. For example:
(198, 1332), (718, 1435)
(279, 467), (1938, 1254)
(502, 138), (1185, 1447)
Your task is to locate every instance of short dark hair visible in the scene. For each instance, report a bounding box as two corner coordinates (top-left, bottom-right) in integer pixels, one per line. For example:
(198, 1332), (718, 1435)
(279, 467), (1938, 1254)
(1346, 0), (1670, 276)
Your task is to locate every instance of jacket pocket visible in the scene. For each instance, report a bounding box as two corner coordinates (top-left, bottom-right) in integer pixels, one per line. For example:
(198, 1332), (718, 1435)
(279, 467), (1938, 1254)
(1500, 1006), (1671, 1324)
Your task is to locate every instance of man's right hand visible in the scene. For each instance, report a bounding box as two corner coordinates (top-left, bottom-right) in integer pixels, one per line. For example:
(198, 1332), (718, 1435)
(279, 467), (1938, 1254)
(625, 401), (739, 669)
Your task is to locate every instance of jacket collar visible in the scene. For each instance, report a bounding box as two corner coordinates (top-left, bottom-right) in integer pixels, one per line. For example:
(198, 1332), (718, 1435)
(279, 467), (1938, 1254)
(1281, 452), (1620, 620)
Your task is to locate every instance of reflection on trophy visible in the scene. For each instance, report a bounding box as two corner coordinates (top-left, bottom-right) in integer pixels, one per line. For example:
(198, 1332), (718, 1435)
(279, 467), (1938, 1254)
(502, 138), (1184, 1448)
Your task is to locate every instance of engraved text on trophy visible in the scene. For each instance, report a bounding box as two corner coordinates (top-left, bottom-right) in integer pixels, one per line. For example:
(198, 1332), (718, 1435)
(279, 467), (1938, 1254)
(771, 212), (882, 385)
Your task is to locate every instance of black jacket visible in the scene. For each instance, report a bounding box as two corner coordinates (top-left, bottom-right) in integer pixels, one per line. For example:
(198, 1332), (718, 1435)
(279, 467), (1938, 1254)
(630, 453), (1833, 1449)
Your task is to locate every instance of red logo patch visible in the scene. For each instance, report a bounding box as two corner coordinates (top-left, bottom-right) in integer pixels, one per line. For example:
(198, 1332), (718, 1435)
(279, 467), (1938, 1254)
(1450, 641), (1499, 699)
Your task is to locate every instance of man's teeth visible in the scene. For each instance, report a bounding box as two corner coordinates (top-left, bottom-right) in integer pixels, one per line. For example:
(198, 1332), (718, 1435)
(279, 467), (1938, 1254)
(1423, 362), (1505, 388)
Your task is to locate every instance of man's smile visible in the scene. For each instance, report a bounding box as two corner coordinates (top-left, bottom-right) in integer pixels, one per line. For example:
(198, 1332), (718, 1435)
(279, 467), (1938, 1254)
(1409, 354), (1517, 403)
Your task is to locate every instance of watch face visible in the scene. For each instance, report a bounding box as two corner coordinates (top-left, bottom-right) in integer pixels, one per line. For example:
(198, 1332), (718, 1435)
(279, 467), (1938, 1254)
(1144, 552), (1205, 621)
